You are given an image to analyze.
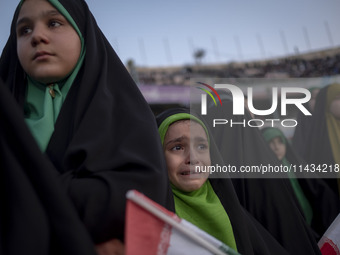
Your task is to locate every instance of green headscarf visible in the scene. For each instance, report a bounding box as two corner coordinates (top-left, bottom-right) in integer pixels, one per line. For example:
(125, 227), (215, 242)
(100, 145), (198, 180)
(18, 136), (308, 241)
(158, 112), (237, 251)
(262, 127), (313, 225)
(158, 113), (210, 145)
(21, 0), (86, 152)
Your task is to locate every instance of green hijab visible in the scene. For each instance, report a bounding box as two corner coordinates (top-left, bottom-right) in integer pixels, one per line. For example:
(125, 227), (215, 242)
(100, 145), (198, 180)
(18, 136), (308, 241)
(21, 0), (86, 152)
(158, 112), (237, 251)
(262, 127), (313, 225)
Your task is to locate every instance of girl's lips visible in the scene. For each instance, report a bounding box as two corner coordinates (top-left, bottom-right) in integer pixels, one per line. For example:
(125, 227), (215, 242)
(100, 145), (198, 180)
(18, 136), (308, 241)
(33, 51), (53, 60)
(180, 169), (203, 175)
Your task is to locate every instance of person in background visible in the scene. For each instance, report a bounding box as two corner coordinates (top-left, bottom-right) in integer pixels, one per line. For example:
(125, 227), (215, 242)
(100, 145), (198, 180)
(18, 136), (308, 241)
(200, 97), (322, 255)
(261, 127), (339, 239)
(262, 127), (313, 226)
(301, 84), (340, 198)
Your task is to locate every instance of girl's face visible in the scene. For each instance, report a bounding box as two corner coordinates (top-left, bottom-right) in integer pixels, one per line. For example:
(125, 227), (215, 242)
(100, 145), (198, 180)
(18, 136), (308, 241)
(163, 120), (211, 193)
(269, 137), (286, 161)
(16, 0), (81, 84)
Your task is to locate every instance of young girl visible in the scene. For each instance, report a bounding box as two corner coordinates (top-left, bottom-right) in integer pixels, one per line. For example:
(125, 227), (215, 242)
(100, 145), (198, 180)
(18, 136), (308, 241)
(0, 0), (172, 248)
(156, 107), (291, 255)
(262, 126), (340, 238)
(262, 127), (313, 225)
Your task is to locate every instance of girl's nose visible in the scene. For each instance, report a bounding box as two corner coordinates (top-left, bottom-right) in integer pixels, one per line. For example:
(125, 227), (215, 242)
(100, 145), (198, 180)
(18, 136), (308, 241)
(185, 147), (199, 165)
(31, 25), (49, 47)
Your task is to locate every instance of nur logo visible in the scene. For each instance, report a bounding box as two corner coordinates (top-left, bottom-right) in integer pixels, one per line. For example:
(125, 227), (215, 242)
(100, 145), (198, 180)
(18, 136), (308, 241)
(197, 83), (312, 117)
(196, 82), (223, 115)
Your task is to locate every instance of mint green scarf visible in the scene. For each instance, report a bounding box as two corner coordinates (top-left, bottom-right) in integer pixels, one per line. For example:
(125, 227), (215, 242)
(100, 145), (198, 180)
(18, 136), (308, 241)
(22, 0), (86, 152)
(262, 127), (313, 225)
(172, 181), (238, 251)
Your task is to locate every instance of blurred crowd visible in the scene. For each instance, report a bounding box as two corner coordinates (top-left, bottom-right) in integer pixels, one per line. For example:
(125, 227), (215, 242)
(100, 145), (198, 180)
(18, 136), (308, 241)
(136, 48), (340, 86)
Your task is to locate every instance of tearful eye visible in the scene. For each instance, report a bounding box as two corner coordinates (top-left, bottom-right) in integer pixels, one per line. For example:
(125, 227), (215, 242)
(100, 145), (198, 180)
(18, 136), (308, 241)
(172, 145), (183, 151)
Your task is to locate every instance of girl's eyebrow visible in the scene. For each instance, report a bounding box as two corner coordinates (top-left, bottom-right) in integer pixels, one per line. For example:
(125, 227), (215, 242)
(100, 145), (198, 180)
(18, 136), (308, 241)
(165, 135), (207, 147)
(17, 10), (61, 27)
(194, 136), (208, 143)
(165, 136), (186, 147)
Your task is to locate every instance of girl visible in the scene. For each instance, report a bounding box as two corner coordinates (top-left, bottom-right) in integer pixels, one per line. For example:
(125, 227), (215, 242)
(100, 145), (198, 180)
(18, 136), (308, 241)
(262, 127), (339, 238)
(0, 0), (172, 248)
(156, 108), (290, 255)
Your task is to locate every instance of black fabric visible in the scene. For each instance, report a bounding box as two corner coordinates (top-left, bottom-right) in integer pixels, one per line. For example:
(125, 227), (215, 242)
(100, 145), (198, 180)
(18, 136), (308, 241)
(156, 108), (289, 255)
(210, 178), (290, 255)
(300, 85), (340, 196)
(199, 99), (322, 255)
(0, 0), (173, 244)
(302, 85), (333, 164)
(0, 81), (97, 255)
(291, 101), (314, 161)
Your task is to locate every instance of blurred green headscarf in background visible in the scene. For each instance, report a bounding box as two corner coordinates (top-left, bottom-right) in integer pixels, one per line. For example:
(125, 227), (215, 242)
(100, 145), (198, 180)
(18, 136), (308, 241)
(262, 127), (313, 226)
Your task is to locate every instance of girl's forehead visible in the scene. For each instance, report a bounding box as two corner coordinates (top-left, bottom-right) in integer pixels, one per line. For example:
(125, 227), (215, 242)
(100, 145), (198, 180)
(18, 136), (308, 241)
(166, 120), (207, 139)
(170, 120), (204, 131)
(20, 0), (54, 9)
(18, 0), (57, 18)
(270, 136), (284, 143)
